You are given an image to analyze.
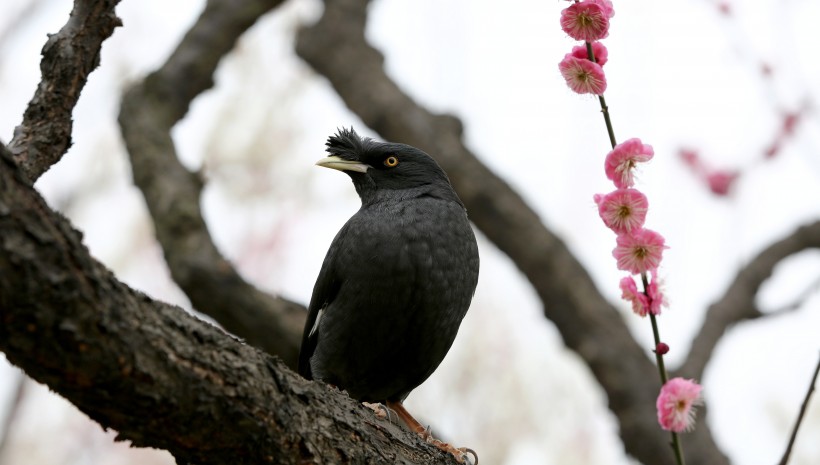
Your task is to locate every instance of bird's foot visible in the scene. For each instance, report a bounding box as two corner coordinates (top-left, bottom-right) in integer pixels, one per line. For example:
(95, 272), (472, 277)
(383, 400), (478, 464)
(362, 402), (395, 422)
(420, 434), (478, 465)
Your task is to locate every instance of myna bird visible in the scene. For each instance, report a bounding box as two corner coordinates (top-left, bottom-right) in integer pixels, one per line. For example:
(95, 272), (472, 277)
(299, 128), (480, 462)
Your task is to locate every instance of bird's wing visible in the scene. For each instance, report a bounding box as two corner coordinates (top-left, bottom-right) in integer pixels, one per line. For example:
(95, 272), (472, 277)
(298, 229), (344, 378)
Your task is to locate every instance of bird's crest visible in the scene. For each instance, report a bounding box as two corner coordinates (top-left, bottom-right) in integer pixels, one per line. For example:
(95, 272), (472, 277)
(326, 127), (374, 157)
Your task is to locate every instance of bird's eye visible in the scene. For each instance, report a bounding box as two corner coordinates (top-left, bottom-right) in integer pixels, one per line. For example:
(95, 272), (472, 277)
(384, 156), (399, 168)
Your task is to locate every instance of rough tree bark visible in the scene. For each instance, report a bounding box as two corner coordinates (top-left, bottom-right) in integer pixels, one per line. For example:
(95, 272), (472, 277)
(9, 0), (122, 180)
(0, 143), (461, 465)
(2, 0), (819, 464)
(0, 0), (458, 463)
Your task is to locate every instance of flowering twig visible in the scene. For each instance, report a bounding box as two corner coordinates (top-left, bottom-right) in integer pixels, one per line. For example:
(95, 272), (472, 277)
(558, 2), (702, 465)
(777, 354), (820, 465)
(586, 41), (616, 148)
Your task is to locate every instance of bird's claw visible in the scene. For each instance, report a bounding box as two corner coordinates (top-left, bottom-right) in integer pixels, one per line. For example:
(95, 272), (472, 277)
(421, 434), (478, 464)
(362, 402), (388, 419)
(459, 447), (479, 465)
(362, 402), (398, 423)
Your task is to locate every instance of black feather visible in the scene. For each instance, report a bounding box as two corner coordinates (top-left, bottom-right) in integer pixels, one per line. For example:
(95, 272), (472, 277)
(299, 128), (479, 403)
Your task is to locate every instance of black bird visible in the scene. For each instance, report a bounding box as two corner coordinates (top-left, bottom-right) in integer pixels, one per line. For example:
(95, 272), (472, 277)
(299, 128), (479, 462)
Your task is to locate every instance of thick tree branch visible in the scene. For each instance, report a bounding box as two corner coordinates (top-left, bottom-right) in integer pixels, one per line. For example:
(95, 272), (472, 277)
(0, 143), (460, 465)
(118, 0), (306, 369)
(677, 220), (820, 380)
(294, 1), (730, 464)
(8, 0), (122, 181)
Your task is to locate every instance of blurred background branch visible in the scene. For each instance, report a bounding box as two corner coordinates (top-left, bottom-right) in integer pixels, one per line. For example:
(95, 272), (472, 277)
(118, 0), (306, 369)
(678, 220), (820, 381)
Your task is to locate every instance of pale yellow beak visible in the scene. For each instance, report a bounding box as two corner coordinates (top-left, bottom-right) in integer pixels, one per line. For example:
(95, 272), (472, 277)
(315, 155), (370, 173)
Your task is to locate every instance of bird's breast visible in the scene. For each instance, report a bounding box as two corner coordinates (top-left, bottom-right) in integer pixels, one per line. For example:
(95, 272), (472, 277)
(308, 196), (478, 402)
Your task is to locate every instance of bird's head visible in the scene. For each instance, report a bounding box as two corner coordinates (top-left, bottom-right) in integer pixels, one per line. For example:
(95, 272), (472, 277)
(317, 127), (461, 205)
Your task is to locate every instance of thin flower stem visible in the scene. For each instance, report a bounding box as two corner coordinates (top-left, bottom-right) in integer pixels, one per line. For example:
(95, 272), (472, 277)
(598, 94), (617, 149)
(643, 273), (686, 465)
(584, 42), (617, 149)
(643, 273), (668, 383)
(649, 313), (668, 383)
(670, 430), (687, 465)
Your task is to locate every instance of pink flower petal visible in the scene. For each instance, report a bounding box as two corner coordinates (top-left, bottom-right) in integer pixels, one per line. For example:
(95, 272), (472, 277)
(612, 228), (667, 275)
(646, 270), (668, 315)
(619, 276), (650, 317)
(594, 188), (648, 234)
(571, 41), (609, 66)
(706, 170), (739, 196)
(588, 0), (615, 18)
(605, 138), (654, 188)
(657, 378), (703, 432)
(560, 1), (611, 41)
(559, 55), (607, 95)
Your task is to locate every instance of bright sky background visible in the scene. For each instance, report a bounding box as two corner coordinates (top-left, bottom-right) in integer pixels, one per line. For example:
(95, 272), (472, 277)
(1, 0), (819, 464)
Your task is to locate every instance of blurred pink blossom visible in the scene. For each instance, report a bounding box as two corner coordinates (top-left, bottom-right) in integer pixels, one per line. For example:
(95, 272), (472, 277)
(613, 228), (667, 274)
(589, 0), (615, 18)
(646, 271), (668, 315)
(594, 188), (648, 234)
(618, 271), (667, 317)
(706, 170), (739, 196)
(560, 1), (611, 41)
(605, 138), (654, 188)
(678, 148), (700, 168)
(559, 55), (607, 95)
(782, 111), (800, 136)
(764, 142), (780, 158)
(619, 276), (650, 316)
(571, 41), (608, 66)
(657, 378), (703, 432)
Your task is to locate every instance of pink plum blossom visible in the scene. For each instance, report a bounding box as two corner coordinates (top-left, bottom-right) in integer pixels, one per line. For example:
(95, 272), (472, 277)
(560, 1), (611, 41)
(618, 272), (667, 317)
(588, 0), (615, 18)
(706, 170), (738, 196)
(571, 41), (609, 66)
(593, 188), (648, 234)
(646, 271), (668, 315)
(678, 148), (741, 196)
(559, 55), (607, 95)
(678, 148), (700, 169)
(612, 228), (667, 274)
(657, 378), (703, 432)
(605, 138), (654, 188)
(619, 276), (650, 316)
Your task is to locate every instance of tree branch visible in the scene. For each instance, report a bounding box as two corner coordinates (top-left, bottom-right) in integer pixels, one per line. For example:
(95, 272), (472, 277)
(778, 353), (820, 465)
(677, 220), (820, 380)
(118, 0), (306, 369)
(295, 1), (729, 464)
(8, 0), (122, 181)
(0, 372), (26, 462)
(0, 142), (459, 465)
